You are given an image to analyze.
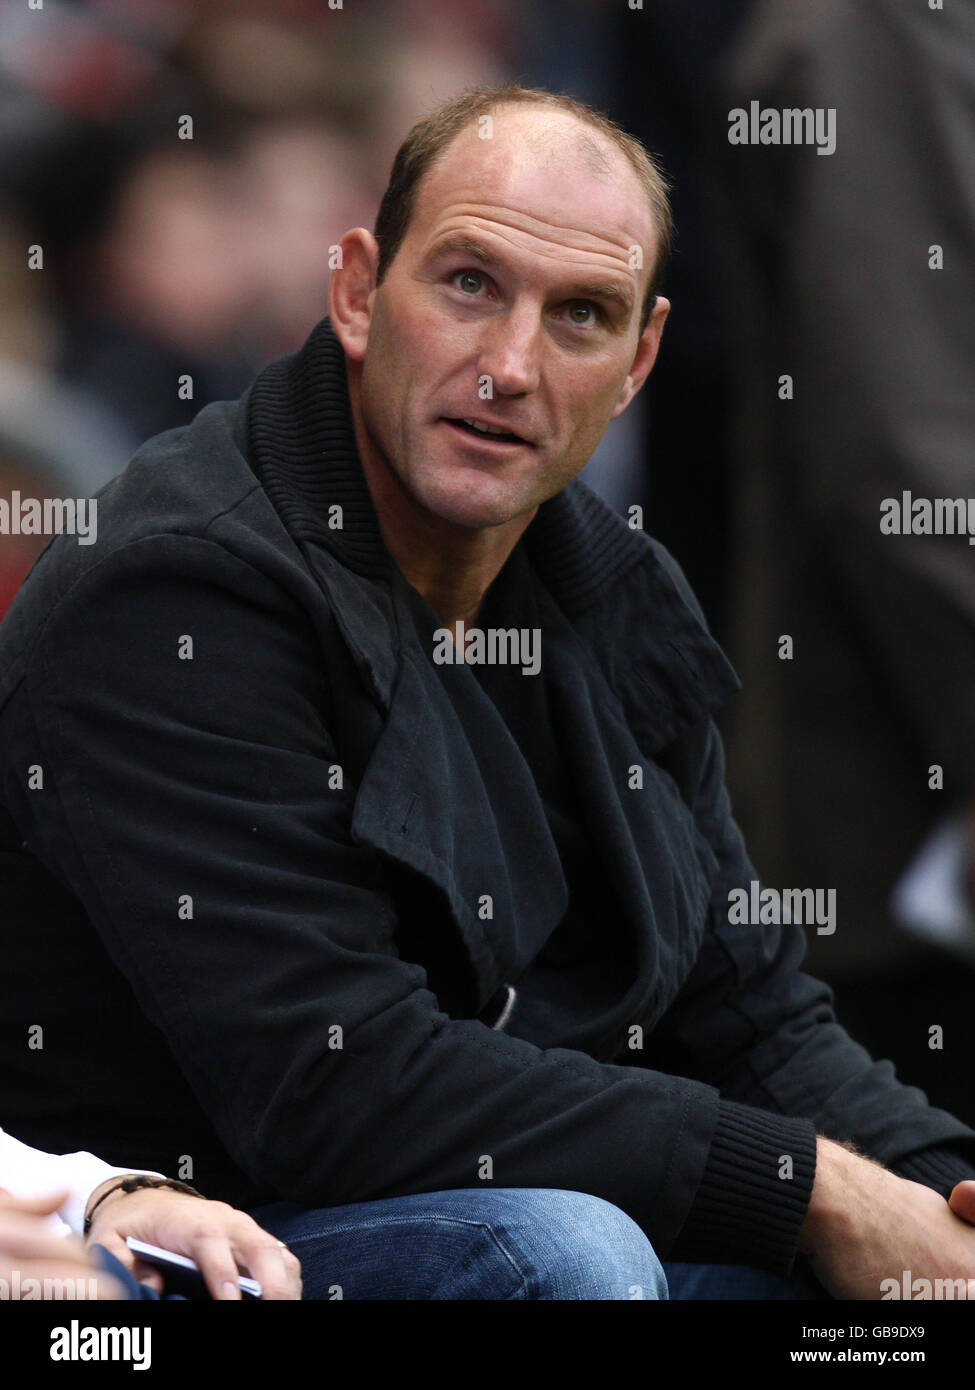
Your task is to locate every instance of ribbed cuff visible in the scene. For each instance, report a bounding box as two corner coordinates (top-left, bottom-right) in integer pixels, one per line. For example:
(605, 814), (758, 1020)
(670, 1099), (818, 1274)
(891, 1145), (975, 1199)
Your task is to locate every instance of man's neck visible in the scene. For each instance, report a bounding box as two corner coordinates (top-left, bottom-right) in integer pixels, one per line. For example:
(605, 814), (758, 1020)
(346, 369), (535, 629)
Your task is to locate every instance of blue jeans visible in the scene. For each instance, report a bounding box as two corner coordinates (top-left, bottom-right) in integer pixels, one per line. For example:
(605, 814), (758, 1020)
(248, 1189), (832, 1301)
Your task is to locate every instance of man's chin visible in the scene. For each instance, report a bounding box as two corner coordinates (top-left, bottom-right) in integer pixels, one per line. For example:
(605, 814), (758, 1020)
(414, 477), (538, 532)
(436, 497), (538, 532)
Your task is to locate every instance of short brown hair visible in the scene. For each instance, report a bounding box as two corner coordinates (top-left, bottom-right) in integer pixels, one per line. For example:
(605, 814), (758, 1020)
(373, 84), (672, 335)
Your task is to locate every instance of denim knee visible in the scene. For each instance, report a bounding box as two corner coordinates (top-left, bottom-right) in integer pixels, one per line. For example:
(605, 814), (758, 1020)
(481, 1189), (667, 1301)
(252, 1188), (667, 1300)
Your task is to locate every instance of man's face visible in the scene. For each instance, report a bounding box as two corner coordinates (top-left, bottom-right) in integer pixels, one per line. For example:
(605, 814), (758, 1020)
(351, 106), (667, 531)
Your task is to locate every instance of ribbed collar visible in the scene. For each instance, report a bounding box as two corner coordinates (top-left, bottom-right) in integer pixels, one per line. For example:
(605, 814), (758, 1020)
(246, 315), (390, 579)
(244, 315), (739, 726)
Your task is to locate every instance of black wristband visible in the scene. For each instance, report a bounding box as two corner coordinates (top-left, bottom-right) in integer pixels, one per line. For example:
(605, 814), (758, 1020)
(83, 1174), (205, 1236)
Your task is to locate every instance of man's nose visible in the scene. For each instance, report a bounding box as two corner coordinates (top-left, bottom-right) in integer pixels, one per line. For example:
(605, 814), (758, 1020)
(478, 305), (542, 397)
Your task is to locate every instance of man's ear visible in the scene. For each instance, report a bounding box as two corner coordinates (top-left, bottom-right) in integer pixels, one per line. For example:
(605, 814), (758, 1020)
(328, 228), (381, 362)
(611, 296), (670, 419)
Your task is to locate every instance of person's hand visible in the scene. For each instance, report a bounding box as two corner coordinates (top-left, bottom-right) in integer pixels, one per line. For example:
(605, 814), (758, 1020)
(799, 1137), (975, 1299)
(948, 1178), (975, 1226)
(0, 1189), (127, 1300)
(83, 1178), (302, 1300)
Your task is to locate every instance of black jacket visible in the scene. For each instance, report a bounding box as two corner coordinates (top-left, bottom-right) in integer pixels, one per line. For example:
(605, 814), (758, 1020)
(2, 317), (973, 1273)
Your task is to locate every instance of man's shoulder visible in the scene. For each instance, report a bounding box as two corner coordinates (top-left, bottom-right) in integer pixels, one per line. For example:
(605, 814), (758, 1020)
(0, 395), (308, 693)
(82, 395), (271, 555)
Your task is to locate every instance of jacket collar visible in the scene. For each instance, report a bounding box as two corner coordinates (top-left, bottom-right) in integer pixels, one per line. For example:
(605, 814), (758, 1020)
(245, 315), (739, 744)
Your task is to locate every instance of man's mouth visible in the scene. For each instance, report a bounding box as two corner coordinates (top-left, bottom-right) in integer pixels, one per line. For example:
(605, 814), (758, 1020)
(442, 417), (532, 447)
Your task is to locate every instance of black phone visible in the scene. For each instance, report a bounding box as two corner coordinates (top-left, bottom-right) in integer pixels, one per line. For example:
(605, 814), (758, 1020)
(126, 1237), (262, 1300)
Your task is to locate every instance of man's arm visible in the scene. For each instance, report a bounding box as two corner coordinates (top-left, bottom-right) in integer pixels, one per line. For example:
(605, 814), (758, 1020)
(646, 714), (975, 1291)
(0, 1124), (161, 1237)
(801, 1137), (975, 1300)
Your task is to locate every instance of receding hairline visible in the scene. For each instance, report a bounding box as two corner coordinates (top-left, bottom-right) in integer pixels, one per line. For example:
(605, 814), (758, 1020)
(413, 101), (657, 259)
(473, 102), (624, 176)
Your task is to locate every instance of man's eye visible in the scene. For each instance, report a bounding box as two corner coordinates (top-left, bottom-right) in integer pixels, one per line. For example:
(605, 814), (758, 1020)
(566, 301), (599, 326)
(453, 270), (485, 295)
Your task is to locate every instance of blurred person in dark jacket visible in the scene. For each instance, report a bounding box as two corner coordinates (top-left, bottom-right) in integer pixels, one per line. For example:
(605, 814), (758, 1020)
(717, 0), (975, 1108)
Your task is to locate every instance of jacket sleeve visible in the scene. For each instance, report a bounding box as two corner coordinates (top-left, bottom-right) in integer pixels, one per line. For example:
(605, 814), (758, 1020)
(645, 713), (975, 1260)
(15, 533), (821, 1269)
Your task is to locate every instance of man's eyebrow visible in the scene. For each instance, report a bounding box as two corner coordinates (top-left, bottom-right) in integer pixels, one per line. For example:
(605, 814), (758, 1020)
(428, 233), (635, 317)
(427, 233), (496, 265)
(571, 280), (634, 315)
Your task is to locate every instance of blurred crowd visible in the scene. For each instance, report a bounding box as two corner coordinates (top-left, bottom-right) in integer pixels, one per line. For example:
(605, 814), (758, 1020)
(0, 0), (522, 583)
(2, 0), (975, 1123)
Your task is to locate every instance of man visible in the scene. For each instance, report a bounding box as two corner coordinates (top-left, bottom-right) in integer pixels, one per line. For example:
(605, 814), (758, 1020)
(0, 1126), (301, 1299)
(2, 83), (975, 1300)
